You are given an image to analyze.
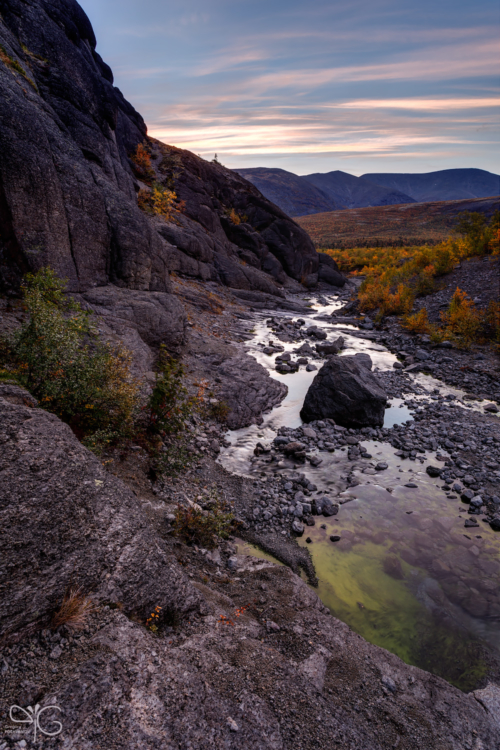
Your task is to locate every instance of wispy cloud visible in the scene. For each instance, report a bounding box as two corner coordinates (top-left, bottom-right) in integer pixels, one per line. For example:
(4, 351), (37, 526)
(334, 97), (500, 110)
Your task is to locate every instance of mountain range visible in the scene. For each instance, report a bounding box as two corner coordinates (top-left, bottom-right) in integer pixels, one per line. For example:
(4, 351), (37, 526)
(234, 167), (500, 217)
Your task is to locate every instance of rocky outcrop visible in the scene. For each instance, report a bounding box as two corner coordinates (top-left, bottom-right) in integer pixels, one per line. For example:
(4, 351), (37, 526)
(216, 355), (288, 429)
(75, 285), (188, 374)
(154, 145), (321, 289)
(0, 385), (202, 644)
(0, 0), (326, 297)
(317, 252), (346, 287)
(300, 355), (387, 427)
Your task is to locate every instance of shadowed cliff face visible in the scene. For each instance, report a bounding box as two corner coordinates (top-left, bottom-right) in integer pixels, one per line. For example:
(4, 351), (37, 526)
(0, 0), (321, 296)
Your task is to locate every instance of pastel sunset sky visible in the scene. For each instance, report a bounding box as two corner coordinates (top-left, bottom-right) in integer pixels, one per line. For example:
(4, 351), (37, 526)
(79, 0), (499, 175)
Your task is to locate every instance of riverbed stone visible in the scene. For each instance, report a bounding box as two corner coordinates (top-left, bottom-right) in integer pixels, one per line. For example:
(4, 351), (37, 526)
(300, 355), (387, 427)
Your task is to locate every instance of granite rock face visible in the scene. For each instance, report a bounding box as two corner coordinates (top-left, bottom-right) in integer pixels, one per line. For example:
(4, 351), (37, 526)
(0, 386), (202, 643)
(300, 355), (388, 427)
(0, 0), (166, 294)
(75, 285), (188, 373)
(0, 0), (330, 296)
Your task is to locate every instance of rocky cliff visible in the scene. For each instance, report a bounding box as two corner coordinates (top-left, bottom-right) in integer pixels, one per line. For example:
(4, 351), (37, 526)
(0, 0), (328, 297)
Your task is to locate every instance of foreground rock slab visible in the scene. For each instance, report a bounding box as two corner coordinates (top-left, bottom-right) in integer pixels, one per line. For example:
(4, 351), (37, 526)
(0, 386), (201, 643)
(300, 355), (387, 427)
(2, 562), (499, 749)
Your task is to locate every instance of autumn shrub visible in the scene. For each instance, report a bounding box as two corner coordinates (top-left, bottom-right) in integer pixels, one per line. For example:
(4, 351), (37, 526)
(2, 268), (140, 441)
(440, 288), (483, 348)
(138, 183), (177, 221)
(172, 499), (235, 549)
(131, 142), (155, 181)
(403, 308), (431, 334)
(358, 276), (414, 317)
(456, 211), (500, 255)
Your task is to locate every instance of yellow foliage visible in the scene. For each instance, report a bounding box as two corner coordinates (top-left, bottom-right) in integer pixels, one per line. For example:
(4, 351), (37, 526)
(440, 288), (483, 348)
(403, 308), (430, 334)
(152, 185), (177, 219)
(138, 184), (177, 221)
(229, 208), (241, 225)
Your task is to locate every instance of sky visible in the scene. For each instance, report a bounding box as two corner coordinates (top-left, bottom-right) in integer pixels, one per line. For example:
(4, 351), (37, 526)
(78, 0), (500, 176)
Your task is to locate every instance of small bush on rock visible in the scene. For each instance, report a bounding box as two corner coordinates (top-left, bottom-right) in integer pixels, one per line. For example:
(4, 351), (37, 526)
(130, 142), (155, 181)
(172, 498), (235, 549)
(138, 183), (178, 221)
(2, 268), (140, 442)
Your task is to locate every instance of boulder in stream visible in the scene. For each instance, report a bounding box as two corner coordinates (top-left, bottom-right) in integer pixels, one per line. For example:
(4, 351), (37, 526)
(315, 336), (345, 356)
(300, 355), (387, 427)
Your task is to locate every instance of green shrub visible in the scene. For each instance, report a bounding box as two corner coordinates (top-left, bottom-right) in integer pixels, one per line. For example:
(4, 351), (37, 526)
(172, 498), (235, 549)
(3, 268), (140, 440)
(146, 346), (197, 437)
(208, 399), (230, 424)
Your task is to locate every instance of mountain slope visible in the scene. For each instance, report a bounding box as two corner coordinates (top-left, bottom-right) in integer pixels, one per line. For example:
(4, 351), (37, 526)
(361, 168), (500, 203)
(303, 170), (415, 210)
(234, 167), (337, 216)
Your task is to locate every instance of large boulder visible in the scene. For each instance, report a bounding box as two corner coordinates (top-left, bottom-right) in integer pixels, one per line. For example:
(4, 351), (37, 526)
(0, 386), (202, 643)
(300, 355), (387, 427)
(315, 336), (345, 356)
(215, 355), (288, 430)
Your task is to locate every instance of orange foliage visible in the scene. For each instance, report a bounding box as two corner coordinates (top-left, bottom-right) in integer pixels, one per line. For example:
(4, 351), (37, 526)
(131, 143), (154, 181)
(403, 308), (430, 334)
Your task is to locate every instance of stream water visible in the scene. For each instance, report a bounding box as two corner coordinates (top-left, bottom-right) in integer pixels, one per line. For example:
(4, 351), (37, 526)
(219, 294), (500, 690)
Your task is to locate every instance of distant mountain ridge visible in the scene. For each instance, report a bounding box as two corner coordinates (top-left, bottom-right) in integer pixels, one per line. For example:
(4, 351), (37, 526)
(233, 168), (335, 217)
(361, 169), (500, 203)
(234, 167), (500, 218)
(303, 171), (414, 210)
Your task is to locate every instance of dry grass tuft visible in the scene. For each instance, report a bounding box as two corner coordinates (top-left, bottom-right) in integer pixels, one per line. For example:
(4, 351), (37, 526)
(51, 587), (97, 630)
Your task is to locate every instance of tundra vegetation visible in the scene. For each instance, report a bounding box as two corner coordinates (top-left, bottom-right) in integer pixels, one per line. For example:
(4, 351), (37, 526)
(322, 211), (500, 347)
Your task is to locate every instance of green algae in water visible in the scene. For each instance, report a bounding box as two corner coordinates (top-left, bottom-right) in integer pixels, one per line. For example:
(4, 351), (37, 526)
(235, 539), (284, 566)
(300, 535), (487, 692)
